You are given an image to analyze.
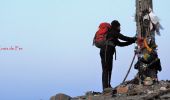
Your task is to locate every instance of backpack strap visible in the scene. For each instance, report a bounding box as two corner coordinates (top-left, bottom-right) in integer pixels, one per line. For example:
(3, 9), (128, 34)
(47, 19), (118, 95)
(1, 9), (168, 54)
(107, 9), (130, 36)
(92, 34), (97, 46)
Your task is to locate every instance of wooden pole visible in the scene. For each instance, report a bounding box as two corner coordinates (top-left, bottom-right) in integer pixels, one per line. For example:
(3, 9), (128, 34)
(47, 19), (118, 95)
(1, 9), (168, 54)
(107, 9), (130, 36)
(135, 0), (160, 84)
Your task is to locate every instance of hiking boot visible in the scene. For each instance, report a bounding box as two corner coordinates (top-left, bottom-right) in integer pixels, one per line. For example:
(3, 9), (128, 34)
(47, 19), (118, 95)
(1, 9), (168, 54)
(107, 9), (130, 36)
(102, 88), (113, 96)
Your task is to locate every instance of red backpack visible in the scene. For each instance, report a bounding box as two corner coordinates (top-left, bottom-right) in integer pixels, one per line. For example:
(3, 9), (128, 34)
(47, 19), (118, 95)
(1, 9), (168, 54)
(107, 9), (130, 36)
(93, 22), (111, 48)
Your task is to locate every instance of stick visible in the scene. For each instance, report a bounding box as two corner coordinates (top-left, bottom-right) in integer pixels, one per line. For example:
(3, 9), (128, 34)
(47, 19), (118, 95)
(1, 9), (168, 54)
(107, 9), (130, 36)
(122, 53), (136, 83)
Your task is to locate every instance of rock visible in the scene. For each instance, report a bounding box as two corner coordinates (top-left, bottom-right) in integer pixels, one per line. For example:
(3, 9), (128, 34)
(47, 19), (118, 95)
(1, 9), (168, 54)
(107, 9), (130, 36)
(147, 90), (154, 94)
(50, 93), (72, 100)
(116, 86), (129, 94)
(127, 85), (144, 96)
(85, 91), (94, 96)
(50, 96), (55, 100)
(144, 77), (153, 86)
(160, 94), (170, 100)
(160, 87), (167, 91)
(50, 80), (170, 100)
(85, 91), (102, 96)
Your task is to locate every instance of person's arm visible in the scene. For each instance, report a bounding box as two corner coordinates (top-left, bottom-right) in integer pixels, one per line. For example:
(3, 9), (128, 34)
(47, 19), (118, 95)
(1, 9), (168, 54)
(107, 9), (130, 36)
(116, 39), (133, 47)
(118, 33), (136, 43)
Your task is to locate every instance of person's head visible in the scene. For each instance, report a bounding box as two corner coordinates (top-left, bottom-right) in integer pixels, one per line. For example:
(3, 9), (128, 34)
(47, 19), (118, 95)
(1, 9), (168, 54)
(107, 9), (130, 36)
(111, 20), (121, 32)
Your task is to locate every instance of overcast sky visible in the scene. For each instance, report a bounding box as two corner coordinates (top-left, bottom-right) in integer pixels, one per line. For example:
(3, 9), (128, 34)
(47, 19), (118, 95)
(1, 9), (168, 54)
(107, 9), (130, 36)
(0, 0), (169, 100)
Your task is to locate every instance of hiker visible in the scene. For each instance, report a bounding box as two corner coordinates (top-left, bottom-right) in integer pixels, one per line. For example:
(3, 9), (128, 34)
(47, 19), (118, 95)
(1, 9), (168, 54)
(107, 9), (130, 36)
(93, 20), (137, 91)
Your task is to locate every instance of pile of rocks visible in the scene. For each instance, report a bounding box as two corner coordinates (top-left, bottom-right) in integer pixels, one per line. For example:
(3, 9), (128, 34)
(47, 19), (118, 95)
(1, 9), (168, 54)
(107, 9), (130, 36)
(50, 80), (170, 100)
(115, 80), (170, 100)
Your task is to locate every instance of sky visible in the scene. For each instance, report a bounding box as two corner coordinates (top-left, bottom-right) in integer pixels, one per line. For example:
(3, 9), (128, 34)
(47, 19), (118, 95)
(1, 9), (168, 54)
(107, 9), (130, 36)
(0, 0), (169, 100)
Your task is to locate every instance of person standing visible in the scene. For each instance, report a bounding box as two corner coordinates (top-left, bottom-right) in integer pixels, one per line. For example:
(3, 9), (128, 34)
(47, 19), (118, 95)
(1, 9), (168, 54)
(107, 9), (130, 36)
(93, 20), (137, 91)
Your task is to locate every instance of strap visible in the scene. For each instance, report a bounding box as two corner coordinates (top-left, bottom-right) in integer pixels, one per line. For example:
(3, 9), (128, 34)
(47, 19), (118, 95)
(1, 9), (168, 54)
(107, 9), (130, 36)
(92, 34), (97, 46)
(105, 40), (115, 47)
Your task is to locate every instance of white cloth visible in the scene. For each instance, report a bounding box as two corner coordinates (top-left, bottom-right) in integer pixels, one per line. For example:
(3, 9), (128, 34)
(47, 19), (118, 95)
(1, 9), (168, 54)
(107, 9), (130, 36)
(149, 10), (163, 35)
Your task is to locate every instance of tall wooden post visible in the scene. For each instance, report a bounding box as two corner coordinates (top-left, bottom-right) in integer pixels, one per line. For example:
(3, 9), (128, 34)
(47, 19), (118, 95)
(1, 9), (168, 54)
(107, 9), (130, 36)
(135, 0), (162, 85)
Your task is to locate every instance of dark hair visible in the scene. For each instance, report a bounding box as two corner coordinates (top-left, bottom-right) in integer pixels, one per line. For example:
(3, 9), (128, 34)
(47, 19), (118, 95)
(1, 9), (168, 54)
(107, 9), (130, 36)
(111, 20), (120, 28)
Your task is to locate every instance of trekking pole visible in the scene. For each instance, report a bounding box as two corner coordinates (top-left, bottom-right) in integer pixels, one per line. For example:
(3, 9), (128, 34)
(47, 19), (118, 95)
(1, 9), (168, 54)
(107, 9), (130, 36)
(122, 52), (137, 83)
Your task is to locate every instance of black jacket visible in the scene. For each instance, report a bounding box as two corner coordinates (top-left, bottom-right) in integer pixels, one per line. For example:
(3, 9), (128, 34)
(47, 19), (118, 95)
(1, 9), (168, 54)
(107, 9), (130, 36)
(106, 29), (136, 47)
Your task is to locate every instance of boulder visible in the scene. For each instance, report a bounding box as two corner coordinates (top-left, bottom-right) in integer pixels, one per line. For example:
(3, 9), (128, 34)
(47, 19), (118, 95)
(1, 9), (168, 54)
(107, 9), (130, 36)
(50, 93), (72, 100)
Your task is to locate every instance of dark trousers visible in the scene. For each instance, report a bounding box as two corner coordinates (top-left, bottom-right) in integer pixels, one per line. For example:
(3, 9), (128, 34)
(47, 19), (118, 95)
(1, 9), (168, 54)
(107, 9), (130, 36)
(100, 46), (115, 90)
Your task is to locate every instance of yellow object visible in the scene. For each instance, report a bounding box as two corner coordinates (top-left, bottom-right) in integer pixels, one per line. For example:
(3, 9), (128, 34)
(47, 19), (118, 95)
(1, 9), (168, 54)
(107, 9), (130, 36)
(144, 53), (150, 61)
